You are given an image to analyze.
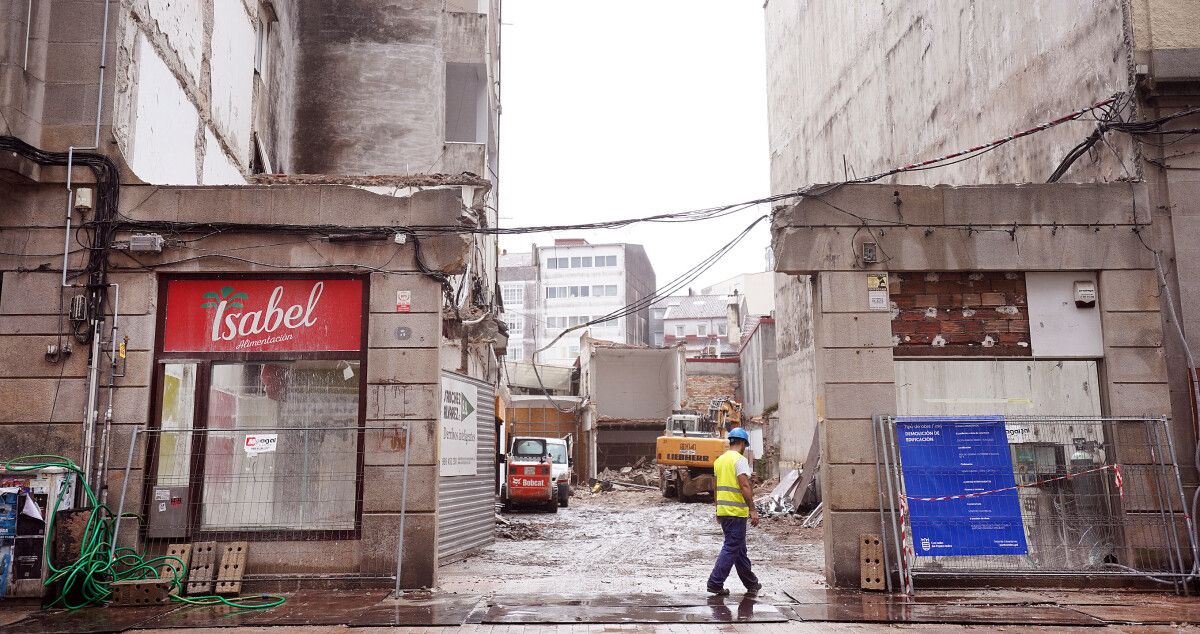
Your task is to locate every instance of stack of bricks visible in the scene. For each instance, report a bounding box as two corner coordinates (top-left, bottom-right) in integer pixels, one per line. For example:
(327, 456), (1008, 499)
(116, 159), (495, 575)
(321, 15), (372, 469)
(889, 271), (1031, 356)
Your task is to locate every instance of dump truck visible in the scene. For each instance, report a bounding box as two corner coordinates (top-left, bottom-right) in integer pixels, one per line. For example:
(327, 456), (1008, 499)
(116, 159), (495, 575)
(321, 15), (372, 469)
(655, 398), (743, 501)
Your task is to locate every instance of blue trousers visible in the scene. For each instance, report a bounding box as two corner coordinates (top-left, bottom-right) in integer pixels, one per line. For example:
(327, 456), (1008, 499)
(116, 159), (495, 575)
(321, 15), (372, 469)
(708, 516), (759, 589)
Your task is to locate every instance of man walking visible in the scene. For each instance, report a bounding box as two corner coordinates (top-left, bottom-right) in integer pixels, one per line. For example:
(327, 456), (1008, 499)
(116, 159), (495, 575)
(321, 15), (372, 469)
(707, 427), (761, 596)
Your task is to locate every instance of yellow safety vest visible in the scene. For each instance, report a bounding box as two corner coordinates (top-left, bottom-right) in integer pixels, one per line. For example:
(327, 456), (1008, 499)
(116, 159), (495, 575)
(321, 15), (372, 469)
(714, 449), (749, 518)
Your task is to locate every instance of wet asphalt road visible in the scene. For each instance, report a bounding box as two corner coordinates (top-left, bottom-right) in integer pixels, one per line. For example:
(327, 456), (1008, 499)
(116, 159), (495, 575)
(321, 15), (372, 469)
(438, 488), (825, 595)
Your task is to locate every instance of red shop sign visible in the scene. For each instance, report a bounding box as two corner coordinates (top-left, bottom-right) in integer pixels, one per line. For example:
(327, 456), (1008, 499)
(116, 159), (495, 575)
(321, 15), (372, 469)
(162, 278), (363, 353)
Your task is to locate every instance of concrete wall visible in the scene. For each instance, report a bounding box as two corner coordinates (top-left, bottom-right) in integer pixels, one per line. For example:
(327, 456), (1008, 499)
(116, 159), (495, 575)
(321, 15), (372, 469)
(772, 274), (817, 476)
(771, 182), (1175, 587)
(583, 342), (686, 423)
(622, 244), (657, 345)
(0, 180), (489, 588)
(739, 319), (777, 418)
(764, 0), (1132, 192)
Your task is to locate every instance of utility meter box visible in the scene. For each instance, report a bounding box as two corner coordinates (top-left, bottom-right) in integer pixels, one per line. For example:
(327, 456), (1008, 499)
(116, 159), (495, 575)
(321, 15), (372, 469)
(146, 485), (190, 539)
(0, 466), (75, 598)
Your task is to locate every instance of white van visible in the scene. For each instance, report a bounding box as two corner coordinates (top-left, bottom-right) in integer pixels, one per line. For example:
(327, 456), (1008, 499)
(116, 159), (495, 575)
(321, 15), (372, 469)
(544, 437), (573, 507)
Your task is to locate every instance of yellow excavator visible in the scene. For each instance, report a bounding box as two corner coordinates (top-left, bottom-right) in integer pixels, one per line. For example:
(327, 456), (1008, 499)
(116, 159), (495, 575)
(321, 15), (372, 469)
(655, 397), (743, 501)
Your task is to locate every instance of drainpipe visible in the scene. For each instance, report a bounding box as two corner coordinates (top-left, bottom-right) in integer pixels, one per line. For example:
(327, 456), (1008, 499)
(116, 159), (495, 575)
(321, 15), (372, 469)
(22, 0), (33, 71)
(72, 0), (114, 500)
(94, 283), (119, 500)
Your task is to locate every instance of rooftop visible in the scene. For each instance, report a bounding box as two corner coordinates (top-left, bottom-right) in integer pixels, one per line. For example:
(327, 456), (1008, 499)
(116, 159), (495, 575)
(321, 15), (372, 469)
(662, 295), (733, 320)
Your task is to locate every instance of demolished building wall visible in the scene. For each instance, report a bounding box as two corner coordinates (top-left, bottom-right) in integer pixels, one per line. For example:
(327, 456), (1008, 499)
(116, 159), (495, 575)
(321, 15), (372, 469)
(771, 182), (1173, 588)
(579, 337), (686, 478)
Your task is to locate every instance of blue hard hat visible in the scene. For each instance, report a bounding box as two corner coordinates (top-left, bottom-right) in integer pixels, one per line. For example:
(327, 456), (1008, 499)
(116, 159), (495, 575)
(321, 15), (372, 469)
(727, 428), (750, 443)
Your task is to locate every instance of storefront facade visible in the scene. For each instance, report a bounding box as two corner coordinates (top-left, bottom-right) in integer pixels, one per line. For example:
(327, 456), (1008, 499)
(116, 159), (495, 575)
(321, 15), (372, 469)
(0, 181), (501, 590)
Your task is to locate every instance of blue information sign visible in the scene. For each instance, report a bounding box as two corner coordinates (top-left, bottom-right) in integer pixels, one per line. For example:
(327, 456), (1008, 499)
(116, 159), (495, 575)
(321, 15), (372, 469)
(895, 415), (1028, 557)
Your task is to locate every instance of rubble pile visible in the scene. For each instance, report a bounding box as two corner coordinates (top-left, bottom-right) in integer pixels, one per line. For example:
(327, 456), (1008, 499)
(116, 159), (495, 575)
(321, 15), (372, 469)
(755, 468), (821, 525)
(495, 515), (542, 541)
(596, 462), (660, 488)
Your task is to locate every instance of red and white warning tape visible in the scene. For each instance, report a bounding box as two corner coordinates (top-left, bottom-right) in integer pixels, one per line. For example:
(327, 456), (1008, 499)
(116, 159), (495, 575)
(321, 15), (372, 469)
(904, 463), (1125, 502)
(896, 463), (1126, 594)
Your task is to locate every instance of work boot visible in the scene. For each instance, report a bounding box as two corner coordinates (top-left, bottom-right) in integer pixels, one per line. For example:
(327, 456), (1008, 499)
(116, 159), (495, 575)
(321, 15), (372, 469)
(707, 585), (730, 596)
(744, 582), (762, 597)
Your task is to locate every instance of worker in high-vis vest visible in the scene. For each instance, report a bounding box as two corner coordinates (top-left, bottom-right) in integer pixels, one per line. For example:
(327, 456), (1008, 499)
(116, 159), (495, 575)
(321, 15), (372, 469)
(707, 427), (761, 597)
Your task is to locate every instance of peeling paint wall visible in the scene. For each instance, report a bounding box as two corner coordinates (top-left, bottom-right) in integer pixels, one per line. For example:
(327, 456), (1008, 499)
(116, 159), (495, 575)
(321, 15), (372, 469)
(113, 0), (254, 184)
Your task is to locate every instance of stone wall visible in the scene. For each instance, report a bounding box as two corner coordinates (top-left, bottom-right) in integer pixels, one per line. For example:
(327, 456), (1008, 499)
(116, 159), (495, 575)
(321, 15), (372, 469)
(0, 180), (485, 588)
(771, 182), (1176, 588)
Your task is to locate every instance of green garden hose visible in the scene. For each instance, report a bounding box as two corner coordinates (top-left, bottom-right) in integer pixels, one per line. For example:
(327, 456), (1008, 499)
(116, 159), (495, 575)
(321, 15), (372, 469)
(2, 455), (285, 610)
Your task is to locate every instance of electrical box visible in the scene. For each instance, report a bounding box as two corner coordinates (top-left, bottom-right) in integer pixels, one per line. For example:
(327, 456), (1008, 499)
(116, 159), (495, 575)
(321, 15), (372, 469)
(0, 466), (74, 599)
(129, 233), (166, 253)
(146, 485), (190, 539)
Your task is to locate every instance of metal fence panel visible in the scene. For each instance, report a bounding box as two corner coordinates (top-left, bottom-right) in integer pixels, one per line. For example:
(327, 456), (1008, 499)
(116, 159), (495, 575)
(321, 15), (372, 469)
(874, 415), (1198, 594)
(437, 372), (497, 562)
(117, 424), (408, 584)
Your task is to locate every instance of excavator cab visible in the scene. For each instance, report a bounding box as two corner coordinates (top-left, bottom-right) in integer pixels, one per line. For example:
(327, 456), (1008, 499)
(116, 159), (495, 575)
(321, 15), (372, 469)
(663, 411), (716, 438)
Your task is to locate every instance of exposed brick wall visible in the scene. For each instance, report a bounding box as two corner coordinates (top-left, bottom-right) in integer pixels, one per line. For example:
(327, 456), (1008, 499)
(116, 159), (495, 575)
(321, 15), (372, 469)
(890, 272), (1031, 356)
(685, 373), (741, 411)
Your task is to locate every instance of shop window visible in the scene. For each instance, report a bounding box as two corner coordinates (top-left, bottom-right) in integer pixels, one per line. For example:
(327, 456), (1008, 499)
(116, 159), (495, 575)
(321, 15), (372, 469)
(156, 363), (197, 487)
(201, 361), (359, 531)
(149, 276), (367, 540)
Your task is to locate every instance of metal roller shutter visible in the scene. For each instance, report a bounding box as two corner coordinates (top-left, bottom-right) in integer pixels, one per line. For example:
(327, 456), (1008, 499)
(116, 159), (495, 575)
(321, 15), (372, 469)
(437, 371), (496, 562)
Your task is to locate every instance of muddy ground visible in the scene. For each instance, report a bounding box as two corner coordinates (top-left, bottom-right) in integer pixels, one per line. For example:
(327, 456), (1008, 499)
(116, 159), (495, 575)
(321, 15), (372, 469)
(438, 487), (825, 595)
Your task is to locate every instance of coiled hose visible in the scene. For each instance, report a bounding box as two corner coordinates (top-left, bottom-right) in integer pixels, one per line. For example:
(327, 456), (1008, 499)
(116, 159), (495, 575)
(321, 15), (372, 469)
(3, 455), (285, 610)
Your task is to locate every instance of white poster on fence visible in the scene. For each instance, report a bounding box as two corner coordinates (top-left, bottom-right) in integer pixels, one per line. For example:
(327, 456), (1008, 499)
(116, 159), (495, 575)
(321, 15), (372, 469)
(440, 376), (479, 476)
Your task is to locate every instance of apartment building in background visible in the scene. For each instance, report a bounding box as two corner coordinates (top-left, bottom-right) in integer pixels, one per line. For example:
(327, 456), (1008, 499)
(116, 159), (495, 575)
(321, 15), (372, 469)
(660, 293), (745, 357)
(701, 271), (781, 318)
(499, 239), (656, 366)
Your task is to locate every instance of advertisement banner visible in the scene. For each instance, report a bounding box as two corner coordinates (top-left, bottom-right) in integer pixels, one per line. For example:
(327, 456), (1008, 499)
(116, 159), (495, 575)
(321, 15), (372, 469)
(896, 415), (1028, 557)
(440, 376), (479, 476)
(162, 278), (363, 353)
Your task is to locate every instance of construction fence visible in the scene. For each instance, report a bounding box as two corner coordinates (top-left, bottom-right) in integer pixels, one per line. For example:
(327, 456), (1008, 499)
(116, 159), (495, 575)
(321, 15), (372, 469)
(873, 415), (1198, 594)
(114, 424), (413, 589)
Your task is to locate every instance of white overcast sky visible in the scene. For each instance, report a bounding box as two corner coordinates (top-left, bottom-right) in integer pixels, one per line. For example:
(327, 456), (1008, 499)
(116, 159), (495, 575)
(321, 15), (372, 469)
(497, 2), (771, 291)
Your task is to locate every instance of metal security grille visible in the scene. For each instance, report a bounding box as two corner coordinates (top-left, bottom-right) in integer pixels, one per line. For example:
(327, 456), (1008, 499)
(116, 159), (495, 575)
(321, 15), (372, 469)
(873, 415), (1198, 594)
(437, 372), (497, 563)
(115, 424), (410, 584)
